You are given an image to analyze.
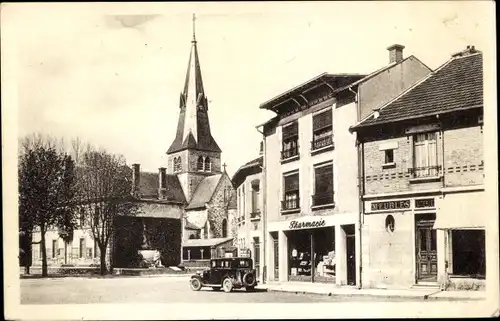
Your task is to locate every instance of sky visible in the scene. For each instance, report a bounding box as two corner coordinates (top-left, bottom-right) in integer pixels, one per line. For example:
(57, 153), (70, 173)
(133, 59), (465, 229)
(6, 1), (494, 177)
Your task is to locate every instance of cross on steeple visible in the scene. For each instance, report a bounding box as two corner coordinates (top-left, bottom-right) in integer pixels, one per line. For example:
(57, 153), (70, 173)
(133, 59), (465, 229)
(222, 163), (227, 172)
(192, 13), (196, 42)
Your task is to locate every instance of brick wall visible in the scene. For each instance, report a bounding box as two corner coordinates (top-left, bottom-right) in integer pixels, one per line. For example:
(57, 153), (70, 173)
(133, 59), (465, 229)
(363, 122), (484, 195)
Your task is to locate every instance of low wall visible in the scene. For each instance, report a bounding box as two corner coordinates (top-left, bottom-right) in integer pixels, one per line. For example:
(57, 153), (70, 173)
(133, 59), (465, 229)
(181, 260), (211, 270)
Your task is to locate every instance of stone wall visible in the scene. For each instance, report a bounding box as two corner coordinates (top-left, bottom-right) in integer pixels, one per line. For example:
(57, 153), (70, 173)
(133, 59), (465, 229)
(206, 173), (235, 238)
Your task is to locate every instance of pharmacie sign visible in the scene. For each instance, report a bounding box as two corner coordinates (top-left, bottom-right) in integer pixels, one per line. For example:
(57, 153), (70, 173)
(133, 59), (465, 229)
(289, 218), (326, 230)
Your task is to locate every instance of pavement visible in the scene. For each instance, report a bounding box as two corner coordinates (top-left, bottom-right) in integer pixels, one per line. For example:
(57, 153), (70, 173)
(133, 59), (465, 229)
(260, 281), (486, 301)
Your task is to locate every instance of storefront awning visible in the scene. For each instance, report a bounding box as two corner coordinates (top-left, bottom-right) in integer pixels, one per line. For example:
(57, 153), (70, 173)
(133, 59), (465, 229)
(183, 237), (233, 248)
(434, 191), (487, 229)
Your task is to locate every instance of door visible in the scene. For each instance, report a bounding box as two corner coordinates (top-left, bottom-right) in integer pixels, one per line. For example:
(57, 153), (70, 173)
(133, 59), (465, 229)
(346, 234), (356, 285)
(273, 238), (279, 281)
(416, 217), (437, 282)
(253, 241), (260, 279)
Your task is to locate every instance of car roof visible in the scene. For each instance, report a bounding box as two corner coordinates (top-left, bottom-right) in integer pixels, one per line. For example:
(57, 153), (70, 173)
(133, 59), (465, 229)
(211, 257), (252, 261)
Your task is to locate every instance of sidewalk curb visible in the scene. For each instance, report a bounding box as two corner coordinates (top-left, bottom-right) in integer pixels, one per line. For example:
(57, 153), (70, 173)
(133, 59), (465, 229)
(263, 287), (485, 301)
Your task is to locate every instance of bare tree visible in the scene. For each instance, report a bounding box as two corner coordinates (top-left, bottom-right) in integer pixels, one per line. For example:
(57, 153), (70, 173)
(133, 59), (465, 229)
(18, 134), (77, 277)
(77, 145), (137, 275)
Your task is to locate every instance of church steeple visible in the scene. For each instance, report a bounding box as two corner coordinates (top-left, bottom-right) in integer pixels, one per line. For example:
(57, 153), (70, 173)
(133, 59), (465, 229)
(167, 14), (221, 155)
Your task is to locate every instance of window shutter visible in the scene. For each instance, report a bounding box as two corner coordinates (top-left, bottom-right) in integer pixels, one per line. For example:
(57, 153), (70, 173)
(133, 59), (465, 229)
(315, 165), (333, 194)
(282, 122), (298, 140)
(313, 110), (332, 131)
(284, 173), (299, 192)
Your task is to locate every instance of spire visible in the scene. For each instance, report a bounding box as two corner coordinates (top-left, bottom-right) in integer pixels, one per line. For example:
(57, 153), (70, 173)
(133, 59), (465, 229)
(167, 14), (221, 155)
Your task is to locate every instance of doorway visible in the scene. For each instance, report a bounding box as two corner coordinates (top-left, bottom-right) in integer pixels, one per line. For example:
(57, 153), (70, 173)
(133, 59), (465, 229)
(415, 214), (437, 283)
(253, 237), (260, 279)
(271, 232), (279, 281)
(344, 225), (356, 286)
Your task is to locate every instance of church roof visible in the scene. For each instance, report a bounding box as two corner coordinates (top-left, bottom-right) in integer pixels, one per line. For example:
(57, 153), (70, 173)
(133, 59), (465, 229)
(186, 174), (223, 210)
(232, 156), (263, 188)
(167, 25), (221, 154)
(137, 171), (186, 203)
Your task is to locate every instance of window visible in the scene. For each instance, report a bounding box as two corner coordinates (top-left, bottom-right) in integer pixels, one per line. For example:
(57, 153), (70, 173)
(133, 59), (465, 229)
(52, 240), (57, 258)
(450, 230), (485, 278)
(79, 238), (85, 259)
(384, 149), (394, 164)
(312, 110), (333, 151)
(204, 157), (211, 172)
(281, 122), (299, 160)
(197, 156), (204, 171)
(251, 181), (260, 214)
(312, 163), (334, 207)
(174, 157), (182, 172)
(222, 219), (228, 238)
(412, 132), (439, 177)
(282, 172), (300, 211)
(385, 215), (395, 233)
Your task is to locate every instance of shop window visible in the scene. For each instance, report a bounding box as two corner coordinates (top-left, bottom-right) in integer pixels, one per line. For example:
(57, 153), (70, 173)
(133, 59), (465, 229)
(282, 172), (300, 211)
(385, 215), (395, 233)
(451, 230), (486, 278)
(281, 122), (299, 160)
(312, 163), (334, 207)
(312, 109), (333, 151)
(411, 132), (440, 178)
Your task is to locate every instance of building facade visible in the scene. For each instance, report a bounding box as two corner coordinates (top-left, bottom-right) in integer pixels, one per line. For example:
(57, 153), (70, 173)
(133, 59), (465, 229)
(232, 149), (264, 280)
(351, 46), (485, 290)
(259, 44), (432, 287)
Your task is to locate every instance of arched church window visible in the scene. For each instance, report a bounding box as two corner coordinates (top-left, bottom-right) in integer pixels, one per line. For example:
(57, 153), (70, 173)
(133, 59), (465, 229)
(222, 219), (227, 238)
(197, 156), (204, 171)
(204, 157), (211, 172)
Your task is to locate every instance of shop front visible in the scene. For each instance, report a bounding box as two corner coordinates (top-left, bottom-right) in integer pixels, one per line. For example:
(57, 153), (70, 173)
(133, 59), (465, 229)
(267, 214), (359, 286)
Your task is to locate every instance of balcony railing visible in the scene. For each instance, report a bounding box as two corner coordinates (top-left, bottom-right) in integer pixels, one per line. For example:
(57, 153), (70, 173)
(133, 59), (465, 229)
(311, 136), (334, 151)
(250, 211), (261, 220)
(281, 197), (300, 211)
(311, 192), (334, 207)
(408, 165), (442, 178)
(281, 146), (299, 160)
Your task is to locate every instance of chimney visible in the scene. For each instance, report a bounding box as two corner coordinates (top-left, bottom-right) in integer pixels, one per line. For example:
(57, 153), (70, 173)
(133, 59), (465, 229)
(132, 163), (140, 196)
(387, 44), (405, 64)
(158, 167), (167, 199)
(451, 45), (478, 58)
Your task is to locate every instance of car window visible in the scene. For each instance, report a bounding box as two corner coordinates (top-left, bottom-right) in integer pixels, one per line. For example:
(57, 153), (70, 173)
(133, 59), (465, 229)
(211, 260), (216, 268)
(239, 260), (250, 268)
(224, 261), (230, 268)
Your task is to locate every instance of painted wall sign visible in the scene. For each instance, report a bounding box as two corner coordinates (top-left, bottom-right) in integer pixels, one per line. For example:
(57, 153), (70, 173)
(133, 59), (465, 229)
(371, 200), (411, 211)
(289, 218), (326, 230)
(415, 198), (435, 208)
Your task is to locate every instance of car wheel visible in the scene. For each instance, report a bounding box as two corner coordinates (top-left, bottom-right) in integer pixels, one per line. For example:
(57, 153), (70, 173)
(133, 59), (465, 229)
(222, 278), (233, 293)
(190, 278), (202, 291)
(245, 286), (255, 292)
(212, 287), (221, 291)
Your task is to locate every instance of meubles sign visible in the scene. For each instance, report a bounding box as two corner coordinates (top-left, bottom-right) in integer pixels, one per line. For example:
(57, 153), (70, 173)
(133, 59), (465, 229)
(289, 218), (326, 230)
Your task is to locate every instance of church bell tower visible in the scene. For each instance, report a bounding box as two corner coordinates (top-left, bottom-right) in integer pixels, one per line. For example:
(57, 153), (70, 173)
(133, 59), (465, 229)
(166, 14), (222, 201)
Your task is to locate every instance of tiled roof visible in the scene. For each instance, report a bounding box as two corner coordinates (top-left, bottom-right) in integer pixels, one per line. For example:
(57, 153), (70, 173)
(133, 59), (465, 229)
(186, 174), (222, 210)
(138, 172), (186, 203)
(232, 156), (263, 188)
(354, 51), (483, 128)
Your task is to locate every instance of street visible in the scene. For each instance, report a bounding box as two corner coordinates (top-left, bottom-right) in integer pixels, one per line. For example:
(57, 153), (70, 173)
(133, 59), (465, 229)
(22, 275), (427, 304)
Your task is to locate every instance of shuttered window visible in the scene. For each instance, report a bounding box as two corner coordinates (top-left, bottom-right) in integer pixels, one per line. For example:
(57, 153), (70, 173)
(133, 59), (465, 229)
(283, 173), (300, 210)
(282, 122), (298, 140)
(313, 110), (332, 131)
(313, 164), (334, 206)
(284, 173), (299, 192)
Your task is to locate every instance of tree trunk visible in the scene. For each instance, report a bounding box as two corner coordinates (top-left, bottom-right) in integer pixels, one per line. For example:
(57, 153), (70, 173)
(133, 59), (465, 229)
(99, 244), (107, 275)
(40, 226), (48, 277)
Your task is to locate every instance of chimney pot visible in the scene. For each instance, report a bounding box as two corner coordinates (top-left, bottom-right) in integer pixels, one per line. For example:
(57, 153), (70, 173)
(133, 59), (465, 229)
(387, 44), (405, 64)
(132, 163), (140, 195)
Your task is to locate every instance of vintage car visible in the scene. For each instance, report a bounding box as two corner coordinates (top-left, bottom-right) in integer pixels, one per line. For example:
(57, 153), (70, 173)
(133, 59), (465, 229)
(189, 257), (258, 293)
